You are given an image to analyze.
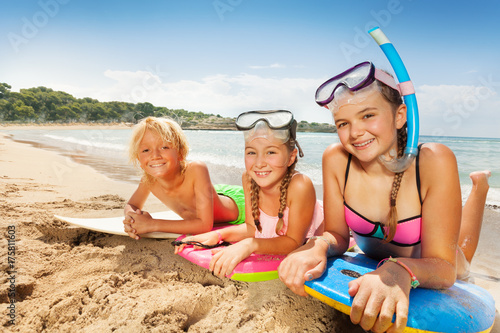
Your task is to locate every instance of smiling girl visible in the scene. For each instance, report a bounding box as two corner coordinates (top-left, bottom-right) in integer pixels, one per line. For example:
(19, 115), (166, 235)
(176, 110), (324, 278)
(123, 117), (245, 239)
(278, 62), (490, 333)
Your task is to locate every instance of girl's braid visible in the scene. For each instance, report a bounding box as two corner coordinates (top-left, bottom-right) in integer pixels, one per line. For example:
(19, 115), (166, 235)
(385, 124), (408, 242)
(250, 176), (262, 232)
(275, 163), (296, 234)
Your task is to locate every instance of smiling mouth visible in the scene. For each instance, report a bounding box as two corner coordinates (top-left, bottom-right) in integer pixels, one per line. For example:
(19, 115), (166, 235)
(255, 171), (271, 177)
(149, 163), (165, 168)
(353, 138), (374, 148)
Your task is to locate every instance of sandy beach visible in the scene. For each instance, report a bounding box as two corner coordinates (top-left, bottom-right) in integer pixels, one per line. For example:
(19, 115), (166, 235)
(1, 125), (499, 332)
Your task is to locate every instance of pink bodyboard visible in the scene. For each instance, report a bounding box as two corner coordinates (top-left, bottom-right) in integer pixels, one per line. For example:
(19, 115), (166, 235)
(175, 226), (356, 282)
(175, 228), (285, 282)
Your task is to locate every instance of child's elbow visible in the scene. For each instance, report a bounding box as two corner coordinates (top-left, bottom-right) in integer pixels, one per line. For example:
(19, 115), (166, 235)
(441, 275), (457, 289)
(198, 220), (213, 234)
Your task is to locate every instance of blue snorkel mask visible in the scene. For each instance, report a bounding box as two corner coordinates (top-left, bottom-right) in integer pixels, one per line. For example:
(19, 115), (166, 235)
(316, 27), (419, 173)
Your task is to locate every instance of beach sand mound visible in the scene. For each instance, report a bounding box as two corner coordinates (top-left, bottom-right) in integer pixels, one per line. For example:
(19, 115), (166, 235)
(0, 181), (363, 332)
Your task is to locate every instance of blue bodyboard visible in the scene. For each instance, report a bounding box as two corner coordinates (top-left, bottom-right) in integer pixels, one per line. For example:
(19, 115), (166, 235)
(305, 252), (495, 333)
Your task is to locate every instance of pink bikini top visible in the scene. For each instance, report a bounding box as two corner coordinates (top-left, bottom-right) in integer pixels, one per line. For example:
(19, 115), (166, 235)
(344, 147), (423, 247)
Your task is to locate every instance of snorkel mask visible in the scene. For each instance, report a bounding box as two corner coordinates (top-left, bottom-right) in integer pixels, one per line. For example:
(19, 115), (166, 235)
(235, 110), (304, 158)
(315, 61), (402, 109)
(315, 27), (419, 173)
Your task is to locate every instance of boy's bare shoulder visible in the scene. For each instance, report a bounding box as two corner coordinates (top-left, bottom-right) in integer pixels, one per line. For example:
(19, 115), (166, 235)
(185, 160), (208, 171)
(184, 160), (211, 181)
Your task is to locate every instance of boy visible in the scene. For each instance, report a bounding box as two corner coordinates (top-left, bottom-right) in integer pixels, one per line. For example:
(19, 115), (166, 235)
(123, 117), (244, 239)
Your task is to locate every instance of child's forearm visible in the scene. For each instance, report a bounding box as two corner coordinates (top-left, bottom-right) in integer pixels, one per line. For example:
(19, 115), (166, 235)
(388, 257), (456, 290)
(150, 217), (214, 235)
(249, 236), (302, 255)
(218, 224), (254, 243)
(124, 203), (140, 214)
(312, 231), (350, 257)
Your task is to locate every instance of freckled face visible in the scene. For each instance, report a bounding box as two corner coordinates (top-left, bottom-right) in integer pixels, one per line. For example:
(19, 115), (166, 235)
(138, 129), (182, 179)
(244, 137), (295, 190)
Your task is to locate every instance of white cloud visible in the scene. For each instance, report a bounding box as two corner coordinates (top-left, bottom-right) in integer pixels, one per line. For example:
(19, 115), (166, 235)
(49, 70), (500, 138)
(416, 84), (499, 137)
(94, 70), (328, 122)
(248, 63), (286, 70)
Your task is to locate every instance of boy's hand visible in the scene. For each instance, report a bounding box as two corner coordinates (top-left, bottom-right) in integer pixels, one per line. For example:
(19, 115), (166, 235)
(126, 210), (154, 236)
(123, 208), (141, 240)
(124, 209), (154, 240)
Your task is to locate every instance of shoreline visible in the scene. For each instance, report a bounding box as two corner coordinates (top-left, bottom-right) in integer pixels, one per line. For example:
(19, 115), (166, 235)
(0, 122), (134, 131)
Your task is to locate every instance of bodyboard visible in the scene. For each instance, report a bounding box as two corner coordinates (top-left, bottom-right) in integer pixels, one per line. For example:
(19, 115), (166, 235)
(175, 227), (285, 282)
(304, 252), (496, 333)
(55, 210), (182, 238)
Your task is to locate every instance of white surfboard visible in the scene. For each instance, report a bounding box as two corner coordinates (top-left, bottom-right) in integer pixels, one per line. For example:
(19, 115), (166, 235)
(54, 211), (183, 238)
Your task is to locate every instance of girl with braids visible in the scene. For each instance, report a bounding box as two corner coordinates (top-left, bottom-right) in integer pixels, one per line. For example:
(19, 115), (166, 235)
(175, 110), (324, 279)
(278, 62), (490, 333)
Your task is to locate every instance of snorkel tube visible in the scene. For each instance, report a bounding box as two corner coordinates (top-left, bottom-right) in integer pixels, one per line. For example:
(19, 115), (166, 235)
(368, 27), (419, 173)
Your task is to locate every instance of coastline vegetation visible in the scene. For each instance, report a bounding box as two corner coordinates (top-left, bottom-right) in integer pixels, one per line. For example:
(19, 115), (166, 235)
(0, 83), (336, 133)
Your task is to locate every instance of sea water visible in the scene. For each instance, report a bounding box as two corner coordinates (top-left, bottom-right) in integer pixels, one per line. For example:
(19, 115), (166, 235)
(4, 128), (500, 208)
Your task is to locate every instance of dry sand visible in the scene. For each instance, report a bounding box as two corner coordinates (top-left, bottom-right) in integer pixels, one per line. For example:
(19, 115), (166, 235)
(1, 126), (499, 332)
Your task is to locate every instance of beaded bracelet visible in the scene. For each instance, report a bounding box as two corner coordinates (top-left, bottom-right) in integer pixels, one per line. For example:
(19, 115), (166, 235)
(377, 257), (420, 289)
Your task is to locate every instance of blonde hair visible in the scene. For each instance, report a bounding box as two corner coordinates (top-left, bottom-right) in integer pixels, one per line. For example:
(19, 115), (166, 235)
(249, 138), (298, 234)
(129, 117), (189, 184)
(377, 81), (407, 243)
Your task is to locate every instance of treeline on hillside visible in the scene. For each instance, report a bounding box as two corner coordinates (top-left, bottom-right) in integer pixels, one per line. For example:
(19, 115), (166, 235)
(0, 83), (225, 125)
(0, 83), (336, 132)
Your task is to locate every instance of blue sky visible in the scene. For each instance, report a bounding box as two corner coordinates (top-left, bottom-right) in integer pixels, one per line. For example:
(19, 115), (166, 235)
(2, 0), (500, 137)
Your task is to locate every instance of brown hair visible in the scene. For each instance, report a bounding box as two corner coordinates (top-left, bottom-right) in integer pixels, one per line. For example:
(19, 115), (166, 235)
(249, 138), (298, 234)
(129, 116), (189, 185)
(377, 81), (407, 242)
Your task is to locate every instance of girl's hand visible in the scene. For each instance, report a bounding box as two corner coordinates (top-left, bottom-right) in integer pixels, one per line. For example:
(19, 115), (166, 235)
(348, 262), (411, 333)
(209, 238), (254, 278)
(125, 210), (153, 237)
(174, 231), (220, 254)
(278, 244), (328, 297)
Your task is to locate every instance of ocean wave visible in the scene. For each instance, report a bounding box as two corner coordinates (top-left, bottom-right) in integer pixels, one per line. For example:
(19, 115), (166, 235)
(44, 134), (127, 152)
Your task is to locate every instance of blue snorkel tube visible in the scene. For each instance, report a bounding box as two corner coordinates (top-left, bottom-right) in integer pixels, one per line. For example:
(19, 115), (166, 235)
(368, 27), (419, 173)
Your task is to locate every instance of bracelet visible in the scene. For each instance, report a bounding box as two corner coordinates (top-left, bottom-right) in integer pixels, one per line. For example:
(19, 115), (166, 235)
(215, 230), (222, 244)
(377, 257), (420, 289)
(309, 236), (331, 250)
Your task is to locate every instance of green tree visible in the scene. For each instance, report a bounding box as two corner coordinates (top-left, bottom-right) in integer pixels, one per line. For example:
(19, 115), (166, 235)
(16, 104), (36, 120)
(46, 105), (78, 121)
(0, 83), (11, 99)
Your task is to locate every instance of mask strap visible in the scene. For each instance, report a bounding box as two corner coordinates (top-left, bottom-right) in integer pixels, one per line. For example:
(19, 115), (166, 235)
(374, 68), (415, 96)
(374, 68), (400, 93)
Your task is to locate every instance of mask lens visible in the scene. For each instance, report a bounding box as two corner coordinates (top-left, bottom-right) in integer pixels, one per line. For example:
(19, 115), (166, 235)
(236, 110), (293, 130)
(315, 62), (373, 105)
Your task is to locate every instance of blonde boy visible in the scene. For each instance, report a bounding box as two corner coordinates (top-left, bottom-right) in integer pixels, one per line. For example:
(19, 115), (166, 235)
(123, 117), (244, 239)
